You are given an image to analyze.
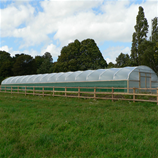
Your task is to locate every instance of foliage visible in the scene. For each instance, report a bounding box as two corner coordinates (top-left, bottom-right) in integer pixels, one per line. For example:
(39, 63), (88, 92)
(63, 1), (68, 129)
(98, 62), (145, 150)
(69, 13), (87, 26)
(53, 39), (107, 72)
(37, 52), (54, 74)
(139, 17), (158, 74)
(0, 93), (158, 157)
(43, 52), (53, 62)
(140, 40), (158, 73)
(107, 62), (115, 68)
(37, 59), (53, 74)
(151, 17), (158, 43)
(0, 51), (13, 83)
(131, 6), (149, 65)
(35, 56), (45, 71)
(0, 61), (13, 78)
(131, 32), (138, 65)
(0, 50), (12, 65)
(12, 54), (36, 76)
(151, 17), (158, 72)
(116, 53), (130, 67)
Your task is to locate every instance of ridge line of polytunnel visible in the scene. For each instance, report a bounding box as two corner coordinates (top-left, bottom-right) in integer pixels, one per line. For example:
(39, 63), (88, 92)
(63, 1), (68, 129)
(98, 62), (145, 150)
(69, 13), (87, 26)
(25, 75), (36, 83)
(75, 71), (83, 81)
(113, 68), (123, 80)
(47, 73), (57, 82)
(39, 74), (49, 82)
(14, 76), (23, 83)
(55, 72), (67, 82)
(5, 77), (12, 83)
(55, 73), (64, 82)
(2, 77), (11, 84)
(85, 70), (95, 81)
(33, 74), (43, 82)
(20, 75), (30, 83)
(28, 75), (38, 83)
(11, 77), (18, 83)
(7, 77), (14, 84)
(75, 70), (93, 81)
(86, 70), (95, 80)
(62, 72), (73, 81)
(127, 66), (137, 80)
(98, 69), (110, 80)
(9, 77), (18, 84)
(15, 76), (24, 84)
(65, 72), (75, 81)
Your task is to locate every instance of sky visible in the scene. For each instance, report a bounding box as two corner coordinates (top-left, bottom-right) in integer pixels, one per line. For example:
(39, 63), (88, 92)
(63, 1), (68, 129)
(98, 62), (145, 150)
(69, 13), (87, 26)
(0, 0), (157, 63)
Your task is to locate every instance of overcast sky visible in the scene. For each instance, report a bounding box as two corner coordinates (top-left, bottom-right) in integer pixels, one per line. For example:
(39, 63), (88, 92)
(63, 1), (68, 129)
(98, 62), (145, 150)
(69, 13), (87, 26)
(0, 0), (157, 63)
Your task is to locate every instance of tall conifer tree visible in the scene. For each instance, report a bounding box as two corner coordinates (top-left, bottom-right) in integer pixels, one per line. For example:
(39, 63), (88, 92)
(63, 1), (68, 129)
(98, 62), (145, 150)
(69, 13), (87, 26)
(140, 17), (158, 73)
(151, 17), (158, 43)
(131, 6), (149, 65)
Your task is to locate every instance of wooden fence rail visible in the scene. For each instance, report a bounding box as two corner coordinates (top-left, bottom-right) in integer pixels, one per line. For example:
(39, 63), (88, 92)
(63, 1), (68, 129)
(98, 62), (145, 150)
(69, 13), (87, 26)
(0, 86), (158, 105)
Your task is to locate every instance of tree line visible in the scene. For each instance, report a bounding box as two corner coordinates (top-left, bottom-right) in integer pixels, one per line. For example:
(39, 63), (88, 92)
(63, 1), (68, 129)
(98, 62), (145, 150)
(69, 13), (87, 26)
(0, 39), (107, 83)
(0, 6), (157, 84)
(108, 6), (158, 74)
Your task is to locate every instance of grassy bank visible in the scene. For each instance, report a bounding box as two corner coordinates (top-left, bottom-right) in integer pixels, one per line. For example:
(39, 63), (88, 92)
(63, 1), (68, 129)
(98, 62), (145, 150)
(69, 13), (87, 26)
(0, 93), (158, 157)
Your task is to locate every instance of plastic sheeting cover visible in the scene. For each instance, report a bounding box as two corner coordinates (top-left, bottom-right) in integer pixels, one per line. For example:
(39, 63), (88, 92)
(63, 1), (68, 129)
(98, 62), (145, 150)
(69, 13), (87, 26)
(2, 66), (158, 84)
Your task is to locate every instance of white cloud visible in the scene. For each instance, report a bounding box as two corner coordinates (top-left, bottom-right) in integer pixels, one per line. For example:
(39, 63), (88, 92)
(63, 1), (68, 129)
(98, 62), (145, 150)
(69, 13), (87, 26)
(0, 0), (157, 61)
(103, 46), (131, 63)
(0, 4), (35, 37)
(40, 43), (60, 58)
(0, 45), (10, 52)
(0, 45), (38, 57)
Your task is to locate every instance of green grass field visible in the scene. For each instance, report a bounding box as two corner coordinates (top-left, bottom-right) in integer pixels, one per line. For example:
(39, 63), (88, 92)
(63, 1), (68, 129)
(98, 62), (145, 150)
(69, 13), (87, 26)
(0, 93), (158, 158)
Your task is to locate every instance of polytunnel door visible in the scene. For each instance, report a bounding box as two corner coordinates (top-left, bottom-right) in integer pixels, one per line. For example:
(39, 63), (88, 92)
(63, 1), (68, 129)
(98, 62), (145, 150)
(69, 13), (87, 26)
(139, 72), (151, 89)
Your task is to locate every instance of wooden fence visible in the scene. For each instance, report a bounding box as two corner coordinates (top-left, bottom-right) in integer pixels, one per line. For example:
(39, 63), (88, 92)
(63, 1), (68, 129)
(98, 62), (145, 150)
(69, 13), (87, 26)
(0, 86), (158, 105)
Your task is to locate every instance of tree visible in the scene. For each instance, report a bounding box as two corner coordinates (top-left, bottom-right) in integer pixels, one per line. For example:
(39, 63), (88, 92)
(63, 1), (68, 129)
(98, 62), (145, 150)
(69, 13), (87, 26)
(116, 53), (130, 67)
(151, 17), (158, 43)
(53, 39), (107, 72)
(107, 62), (115, 68)
(140, 17), (158, 74)
(151, 17), (158, 66)
(79, 39), (107, 70)
(12, 54), (36, 76)
(37, 59), (53, 74)
(0, 61), (13, 84)
(0, 61), (13, 78)
(0, 50), (12, 65)
(35, 56), (45, 72)
(131, 32), (138, 65)
(0, 51), (13, 83)
(131, 6), (149, 65)
(139, 40), (157, 72)
(36, 52), (53, 74)
(43, 52), (53, 62)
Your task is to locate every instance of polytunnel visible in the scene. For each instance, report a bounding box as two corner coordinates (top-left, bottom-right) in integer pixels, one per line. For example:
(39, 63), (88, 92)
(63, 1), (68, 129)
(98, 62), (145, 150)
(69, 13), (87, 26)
(1, 66), (158, 92)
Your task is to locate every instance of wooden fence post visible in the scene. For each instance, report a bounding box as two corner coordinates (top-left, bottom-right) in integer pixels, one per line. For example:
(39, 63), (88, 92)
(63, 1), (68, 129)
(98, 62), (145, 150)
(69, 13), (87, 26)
(18, 86), (19, 94)
(133, 88), (135, 103)
(42, 87), (44, 97)
(53, 87), (54, 97)
(112, 87), (114, 102)
(157, 88), (158, 105)
(25, 86), (27, 96)
(5, 86), (6, 93)
(11, 86), (12, 94)
(65, 87), (67, 97)
(94, 87), (96, 100)
(78, 87), (80, 98)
